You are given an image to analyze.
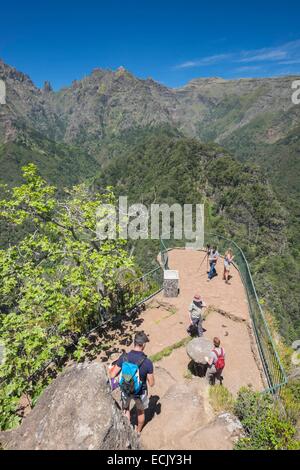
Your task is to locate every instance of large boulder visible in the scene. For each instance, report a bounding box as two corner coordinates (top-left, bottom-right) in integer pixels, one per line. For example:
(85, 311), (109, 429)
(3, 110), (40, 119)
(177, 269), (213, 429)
(186, 337), (213, 364)
(0, 362), (140, 450)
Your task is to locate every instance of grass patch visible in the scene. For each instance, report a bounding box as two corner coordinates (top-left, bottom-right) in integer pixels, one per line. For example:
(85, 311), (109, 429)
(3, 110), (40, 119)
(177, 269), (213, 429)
(154, 306), (177, 324)
(169, 306), (177, 315)
(184, 370), (193, 380)
(281, 381), (300, 424)
(202, 305), (214, 320)
(209, 385), (234, 413)
(150, 337), (191, 363)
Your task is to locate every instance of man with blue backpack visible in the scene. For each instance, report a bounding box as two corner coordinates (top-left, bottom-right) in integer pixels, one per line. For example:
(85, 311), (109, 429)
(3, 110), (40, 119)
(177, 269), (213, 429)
(110, 331), (155, 434)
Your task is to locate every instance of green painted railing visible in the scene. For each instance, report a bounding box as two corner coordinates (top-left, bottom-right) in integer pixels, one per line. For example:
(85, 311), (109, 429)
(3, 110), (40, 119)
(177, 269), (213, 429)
(159, 233), (287, 395)
(119, 265), (164, 311)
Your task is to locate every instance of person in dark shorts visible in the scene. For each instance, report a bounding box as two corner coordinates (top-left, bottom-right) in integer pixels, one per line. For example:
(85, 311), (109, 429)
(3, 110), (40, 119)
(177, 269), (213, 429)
(110, 331), (155, 434)
(207, 246), (219, 281)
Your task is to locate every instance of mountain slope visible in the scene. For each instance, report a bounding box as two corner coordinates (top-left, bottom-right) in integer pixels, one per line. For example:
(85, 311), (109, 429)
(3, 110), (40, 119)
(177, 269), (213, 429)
(0, 127), (99, 188)
(1, 59), (299, 200)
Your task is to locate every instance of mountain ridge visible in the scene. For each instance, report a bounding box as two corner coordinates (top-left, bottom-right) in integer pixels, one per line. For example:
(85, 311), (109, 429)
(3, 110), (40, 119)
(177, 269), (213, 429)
(1, 60), (298, 174)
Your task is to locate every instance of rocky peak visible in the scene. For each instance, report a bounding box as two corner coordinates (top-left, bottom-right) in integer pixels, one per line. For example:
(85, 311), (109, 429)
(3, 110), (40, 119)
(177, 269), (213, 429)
(117, 65), (126, 73)
(0, 59), (34, 86)
(42, 81), (52, 93)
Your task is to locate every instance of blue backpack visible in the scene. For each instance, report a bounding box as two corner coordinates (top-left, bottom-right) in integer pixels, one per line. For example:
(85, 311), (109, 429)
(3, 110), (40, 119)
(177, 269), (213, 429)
(119, 354), (146, 396)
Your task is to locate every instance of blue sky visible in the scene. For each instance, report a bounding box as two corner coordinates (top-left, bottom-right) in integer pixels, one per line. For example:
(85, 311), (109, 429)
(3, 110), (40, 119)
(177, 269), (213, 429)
(1, 0), (300, 90)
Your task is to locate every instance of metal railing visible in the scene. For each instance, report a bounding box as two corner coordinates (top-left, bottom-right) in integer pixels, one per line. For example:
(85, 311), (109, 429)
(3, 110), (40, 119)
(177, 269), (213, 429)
(159, 233), (287, 394)
(119, 265), (164, 311)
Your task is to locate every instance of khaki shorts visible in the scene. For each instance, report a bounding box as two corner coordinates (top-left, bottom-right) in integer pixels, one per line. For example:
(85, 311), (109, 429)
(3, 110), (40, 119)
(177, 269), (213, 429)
(121, 391), (149, 411)
(224, 262), (230, 272)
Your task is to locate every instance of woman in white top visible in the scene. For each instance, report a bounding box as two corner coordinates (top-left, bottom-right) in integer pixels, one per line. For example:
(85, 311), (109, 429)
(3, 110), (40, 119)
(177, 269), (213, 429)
(223, 249), (234, 284)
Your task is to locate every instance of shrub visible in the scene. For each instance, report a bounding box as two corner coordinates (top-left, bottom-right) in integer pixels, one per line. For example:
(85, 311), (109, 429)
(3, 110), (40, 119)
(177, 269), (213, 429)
(234, 387), (300, 450)
(0, 165), (135, 430)
(281, 381), (300, 425)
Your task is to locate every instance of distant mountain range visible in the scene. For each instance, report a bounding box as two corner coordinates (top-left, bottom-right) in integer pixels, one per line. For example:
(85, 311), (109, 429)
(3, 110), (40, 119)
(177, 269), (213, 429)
(0, 60), (299, 199)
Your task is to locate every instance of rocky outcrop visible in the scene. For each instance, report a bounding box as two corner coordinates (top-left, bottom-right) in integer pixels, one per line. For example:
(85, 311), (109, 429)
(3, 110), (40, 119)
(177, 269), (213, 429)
(141, 370), (244, 450)
(141, 380), (209, 450)
(150, 366), (177, 397)
(0, 362), (140, 450)
(178, 412), (245, 450)
(43, 81), (53, 93)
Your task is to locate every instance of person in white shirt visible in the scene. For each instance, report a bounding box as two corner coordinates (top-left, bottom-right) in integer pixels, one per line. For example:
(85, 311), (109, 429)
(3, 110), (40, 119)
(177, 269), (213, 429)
(223, 249), (234, 284)
(187, 294), (207, 337)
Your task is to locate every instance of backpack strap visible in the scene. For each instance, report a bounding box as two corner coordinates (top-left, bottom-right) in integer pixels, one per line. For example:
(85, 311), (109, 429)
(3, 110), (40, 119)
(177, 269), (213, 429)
(122, 352), (128, 363)
(136, 353), (147, 368)
(213, 348), (223, 358)
(213, 349), (219, 358)
(122, 352), (146, 368)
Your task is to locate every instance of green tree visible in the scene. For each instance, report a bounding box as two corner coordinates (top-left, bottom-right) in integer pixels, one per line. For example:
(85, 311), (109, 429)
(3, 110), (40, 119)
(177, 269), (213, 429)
(0, 164), (134, 430)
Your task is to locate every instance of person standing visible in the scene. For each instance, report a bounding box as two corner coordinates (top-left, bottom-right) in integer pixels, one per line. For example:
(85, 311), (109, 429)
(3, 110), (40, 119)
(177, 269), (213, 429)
(208, 246), (219, 281)
(187, 294), (207, 337)
(223, 249), (234, 284)
(205, 337), (225, 385)
(109, 331), (155, 434)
